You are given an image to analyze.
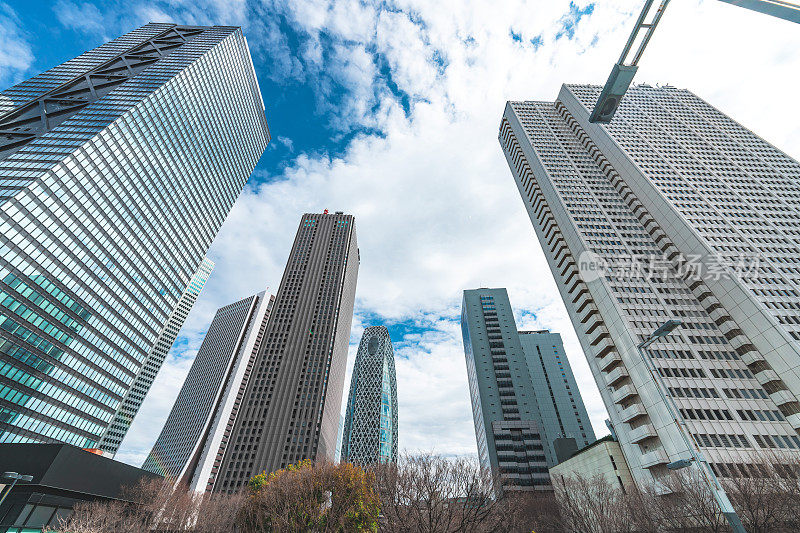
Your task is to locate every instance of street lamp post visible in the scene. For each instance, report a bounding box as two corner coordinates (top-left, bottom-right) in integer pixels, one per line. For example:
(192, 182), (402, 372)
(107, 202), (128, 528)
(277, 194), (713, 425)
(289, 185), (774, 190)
(637, 319), (747, 533)
(0, 472), (34, 509)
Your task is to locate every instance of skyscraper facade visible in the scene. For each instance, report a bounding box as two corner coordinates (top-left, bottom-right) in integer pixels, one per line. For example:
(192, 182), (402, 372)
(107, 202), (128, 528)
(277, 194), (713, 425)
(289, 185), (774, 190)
(518, 330), (595, 463)
(0, 23), (269, 454)
(462, 288), (551, 492)
(499, 84), (800, 486)
(214, 213), (359, 493)
(100, 257), (214, 452)
(341, 326), (398, 466)
(142, 290), (274, 492)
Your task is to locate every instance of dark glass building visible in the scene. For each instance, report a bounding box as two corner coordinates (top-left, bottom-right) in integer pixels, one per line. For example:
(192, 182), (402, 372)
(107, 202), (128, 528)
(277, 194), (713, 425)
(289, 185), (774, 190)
(0, 23), (269, 454)
(0, 444), (160, 532)
(341, 326), (398, 465)
(517, 330), (595, 464)
(214, 213), (359, 493)
(461, 288), (551, 493)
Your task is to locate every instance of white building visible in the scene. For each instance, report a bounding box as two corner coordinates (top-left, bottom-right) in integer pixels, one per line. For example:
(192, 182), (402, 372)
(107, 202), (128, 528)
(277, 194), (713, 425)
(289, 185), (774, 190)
(549, 435), (634, 493)
(142, 290), (274, 492)
(499, 84), (800, 487)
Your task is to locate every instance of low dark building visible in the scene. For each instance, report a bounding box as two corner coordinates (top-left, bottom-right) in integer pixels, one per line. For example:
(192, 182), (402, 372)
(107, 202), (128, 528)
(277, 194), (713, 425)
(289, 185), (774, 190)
(0, 444), (160, 532)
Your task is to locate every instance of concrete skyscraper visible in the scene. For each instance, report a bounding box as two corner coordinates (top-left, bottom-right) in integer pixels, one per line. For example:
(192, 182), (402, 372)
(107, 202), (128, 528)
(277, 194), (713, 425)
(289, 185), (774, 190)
(462, 288), (551, 492)
(518, 330), (595, 463)
(214, 213), (359, 493)
(0, 24), (269, 453)
(341, 326), (398, 466)
(142, 290), (274, 492)
(500, 84), (800, 487)
(0, 23), (269, 454)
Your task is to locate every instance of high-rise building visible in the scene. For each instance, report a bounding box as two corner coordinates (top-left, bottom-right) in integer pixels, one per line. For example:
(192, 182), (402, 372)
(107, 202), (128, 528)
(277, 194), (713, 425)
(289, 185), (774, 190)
(214, 212), (359, 493)
(102, 257), (214, 452)
(341, 326), (398, 466)
(499, 84), (800, 487)
(518, 330), (595, 463)
(142, 290), (274, 492)
(462, 288), (551, 492)
(0, 23), (269, 454)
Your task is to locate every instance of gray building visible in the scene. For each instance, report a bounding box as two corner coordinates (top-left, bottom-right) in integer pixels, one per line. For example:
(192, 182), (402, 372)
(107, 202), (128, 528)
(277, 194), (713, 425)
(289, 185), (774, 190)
(462, 288), (551, 492)
(549, 435), (634, 494)
(0, 23), (269, 455)
(518, 330), (595, 463)
(499, 84), (800, 487)
(341, 326), (398, 466)
(214, 212), (359, 493)
(142, 290), (274, 492)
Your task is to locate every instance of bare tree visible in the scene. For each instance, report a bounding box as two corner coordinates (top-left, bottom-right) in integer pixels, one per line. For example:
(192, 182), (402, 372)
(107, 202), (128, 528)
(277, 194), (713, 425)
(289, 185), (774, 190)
(550, 473), (628, 533)
(374, 454), (520, 533)
(638, 470), (726, 533)
(45, 450), (800, 532)
(46, 477), (245, 533)
(193, 490), (246, 533)
(626, 451), (800, 533)
(501, 491), (564, 533)
(723, 451), (800, 533)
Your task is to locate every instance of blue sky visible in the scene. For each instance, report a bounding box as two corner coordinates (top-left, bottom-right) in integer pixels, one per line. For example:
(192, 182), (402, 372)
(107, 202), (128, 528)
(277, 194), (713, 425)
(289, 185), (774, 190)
(2, 0), (375, 183)
(2, 0), (799, 467)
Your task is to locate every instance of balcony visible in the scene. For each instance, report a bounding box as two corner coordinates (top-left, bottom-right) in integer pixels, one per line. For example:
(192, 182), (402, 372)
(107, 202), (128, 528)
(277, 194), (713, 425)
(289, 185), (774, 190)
(605, 365), (629, 386)
(740, 350), (766, 366)
(580, 307), (600, 324)
(708, 308), (728, 323)
(719, 322), (743, 340)
(629, 424), (658, 444)
(786, 413), (800, 430)
(639, 448), (669, 469)
(619, 403), (647, 423)
(598, 351), (621, 371)
(769, 389), (796, 407)
(612, 384), (637, 404)
(754, 369), (781, 386)
(575, 292), (592, 313)
(585, 319), (605, 336)
(594, 337), (615, 358)
(652, 482), (674, 496)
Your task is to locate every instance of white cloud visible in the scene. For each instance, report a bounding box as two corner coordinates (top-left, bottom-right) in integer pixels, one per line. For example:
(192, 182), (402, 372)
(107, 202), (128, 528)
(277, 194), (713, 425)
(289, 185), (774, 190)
(53, 1), (106, 35)
(0, 3), (33, 88)
(116, 0), (800, 466)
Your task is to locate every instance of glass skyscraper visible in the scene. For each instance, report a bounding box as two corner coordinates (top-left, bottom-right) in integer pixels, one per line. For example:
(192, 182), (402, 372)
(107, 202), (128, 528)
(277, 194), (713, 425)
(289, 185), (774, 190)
(101, 256), (214, 452)
(0, 23), (269, 454)
(499, 84), (800, 487)
(341, 326), (398, 466)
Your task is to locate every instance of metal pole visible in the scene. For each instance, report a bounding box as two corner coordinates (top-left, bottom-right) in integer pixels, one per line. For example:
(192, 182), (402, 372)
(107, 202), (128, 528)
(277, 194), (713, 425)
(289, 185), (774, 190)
(637, 333), (747, 532)
(0, 477), (19, 509)
(718, 0), (800, 24)
(618, 0), (657, 64)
